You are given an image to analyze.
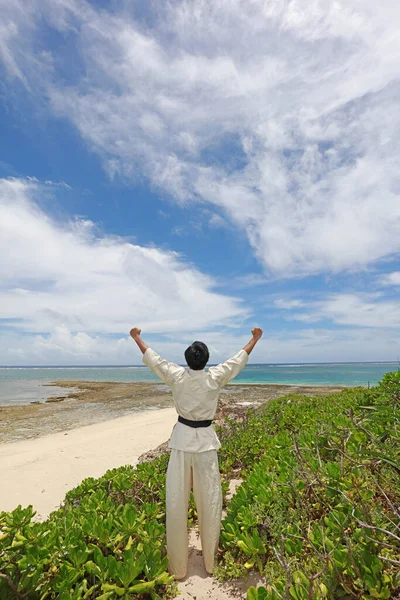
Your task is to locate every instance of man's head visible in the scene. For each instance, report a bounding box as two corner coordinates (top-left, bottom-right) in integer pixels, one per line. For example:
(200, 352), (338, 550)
(185, 341), (209, 370)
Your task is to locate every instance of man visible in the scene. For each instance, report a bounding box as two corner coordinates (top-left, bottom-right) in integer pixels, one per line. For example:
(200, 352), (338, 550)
(130, 327), (263, 579)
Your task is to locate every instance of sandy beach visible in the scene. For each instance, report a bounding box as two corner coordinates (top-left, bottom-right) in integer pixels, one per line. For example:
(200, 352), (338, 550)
(0, 407), (177, 519)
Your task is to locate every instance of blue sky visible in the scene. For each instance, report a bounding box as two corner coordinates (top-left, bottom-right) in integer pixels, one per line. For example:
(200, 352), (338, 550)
(0, 0), (399, 365)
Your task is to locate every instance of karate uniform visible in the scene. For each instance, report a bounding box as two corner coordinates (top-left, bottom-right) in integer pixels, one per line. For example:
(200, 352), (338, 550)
(142, 347), (249, 579)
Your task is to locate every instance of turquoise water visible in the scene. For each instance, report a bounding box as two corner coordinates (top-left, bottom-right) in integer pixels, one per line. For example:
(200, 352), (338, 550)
(0, 362), (398, 406)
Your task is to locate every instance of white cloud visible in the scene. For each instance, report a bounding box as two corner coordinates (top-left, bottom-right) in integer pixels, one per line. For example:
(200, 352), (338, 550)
(151, 326), (399, 366)
(274, 299), (305, 310)
(206, 212), (229, 230)
(275, 292), (400, 329)
(252, 327), (400, 365)
(1, 323), (399, 366)
(380, 272), (400, 286)
(223, 274), (270, 289)
(1, 1), (400, 365)
(0, 178), (248, 354)
(33, 325), (99, 357)
(316, 294), (400, 328)
(2, 0), (399, 276)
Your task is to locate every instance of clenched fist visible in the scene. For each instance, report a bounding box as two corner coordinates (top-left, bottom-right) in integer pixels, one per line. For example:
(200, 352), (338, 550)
(130, 327), (142, 339)
(251, 327), (263, 340)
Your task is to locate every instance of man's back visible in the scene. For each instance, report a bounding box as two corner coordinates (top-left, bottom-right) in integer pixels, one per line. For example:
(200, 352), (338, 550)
(142, 347), (249, 451)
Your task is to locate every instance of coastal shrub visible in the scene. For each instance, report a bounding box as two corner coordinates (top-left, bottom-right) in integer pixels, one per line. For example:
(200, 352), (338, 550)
(217, 382), (400, 599)
(376, 368), (400, 400)
(0, 454), (178, 599)
(63, 453), (200, 526)
(0, 499), (175, 600)
(0, 449), (199, 599)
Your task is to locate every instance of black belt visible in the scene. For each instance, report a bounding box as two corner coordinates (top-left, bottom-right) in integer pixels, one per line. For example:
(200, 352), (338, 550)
(178, 416), (212, 428)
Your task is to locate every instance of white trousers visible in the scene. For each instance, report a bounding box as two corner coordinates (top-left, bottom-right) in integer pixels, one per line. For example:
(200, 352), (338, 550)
(166, 449), (223, 579)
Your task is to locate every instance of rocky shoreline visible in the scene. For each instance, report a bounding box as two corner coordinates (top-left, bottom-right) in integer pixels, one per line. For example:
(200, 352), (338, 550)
(0, 381), (348, 444)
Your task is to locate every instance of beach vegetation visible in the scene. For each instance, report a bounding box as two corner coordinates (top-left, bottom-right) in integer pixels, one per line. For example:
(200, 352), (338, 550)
(0, 370), (399, 599)
(216, 370), (400, 599)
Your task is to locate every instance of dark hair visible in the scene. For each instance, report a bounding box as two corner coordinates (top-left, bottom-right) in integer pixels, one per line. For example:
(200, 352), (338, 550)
(185, 341), (209, 370)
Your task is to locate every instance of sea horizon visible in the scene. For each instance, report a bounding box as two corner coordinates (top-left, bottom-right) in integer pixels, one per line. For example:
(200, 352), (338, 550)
(1, 360), (399, 368)
(1, 361), (398, 407)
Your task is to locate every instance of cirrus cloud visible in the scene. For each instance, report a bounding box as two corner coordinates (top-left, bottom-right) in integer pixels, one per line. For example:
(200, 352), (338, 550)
(0, 0), (399, 277)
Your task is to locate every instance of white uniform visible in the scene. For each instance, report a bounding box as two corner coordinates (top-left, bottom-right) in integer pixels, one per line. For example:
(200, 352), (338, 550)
(142, 347), (249, 579)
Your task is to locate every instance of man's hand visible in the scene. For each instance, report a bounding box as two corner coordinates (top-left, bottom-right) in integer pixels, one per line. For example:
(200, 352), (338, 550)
(130, 327), (142, 339)
(243, 327), (263, 355)
(130, 328), (149, 354)
(252, 327), (263, 340)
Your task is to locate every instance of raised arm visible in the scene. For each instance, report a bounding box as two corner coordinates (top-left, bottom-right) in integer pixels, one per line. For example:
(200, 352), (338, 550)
(130, 328), (149, 354)
(129, 327), (184, 386)
(208, 327), (263, 387)
(243, 327), (263, 355)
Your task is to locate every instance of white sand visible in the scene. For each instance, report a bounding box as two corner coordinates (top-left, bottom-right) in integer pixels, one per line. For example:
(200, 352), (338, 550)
(0, 407), (177, 520)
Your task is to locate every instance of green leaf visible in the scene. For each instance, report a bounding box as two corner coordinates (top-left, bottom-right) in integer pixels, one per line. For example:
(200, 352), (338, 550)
(93, 547), (108, 572)
(370, 588), (391, 599)
(155, 572), (174, 585)
(128, 580), (156, 594)
(247, 587), (258, 600)
(119, 551), (145, 587)
(101, 583), (126, 596)
(292, 570), (309, 586)
(319, 583), (328, 597)
(125, 535), (133, 550)
(290, 584), (307, 600)
(68, 541), (88, 568)
(237, 540), (251, 554)
(84, 560), (101, 576)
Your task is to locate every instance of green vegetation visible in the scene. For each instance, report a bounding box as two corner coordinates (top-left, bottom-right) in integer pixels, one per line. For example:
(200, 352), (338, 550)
(0, 458), (175, 600)
(1, 371), (399, 599)
(217, 372), (400, 599)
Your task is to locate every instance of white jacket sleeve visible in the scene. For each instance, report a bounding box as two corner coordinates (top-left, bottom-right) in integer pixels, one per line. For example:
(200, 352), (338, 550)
(208, 349), (249, 387)
(142, 348), (185, 386)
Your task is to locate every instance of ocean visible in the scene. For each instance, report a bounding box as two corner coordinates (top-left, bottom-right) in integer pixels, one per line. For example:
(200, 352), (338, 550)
(0, 362), (398, 406)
